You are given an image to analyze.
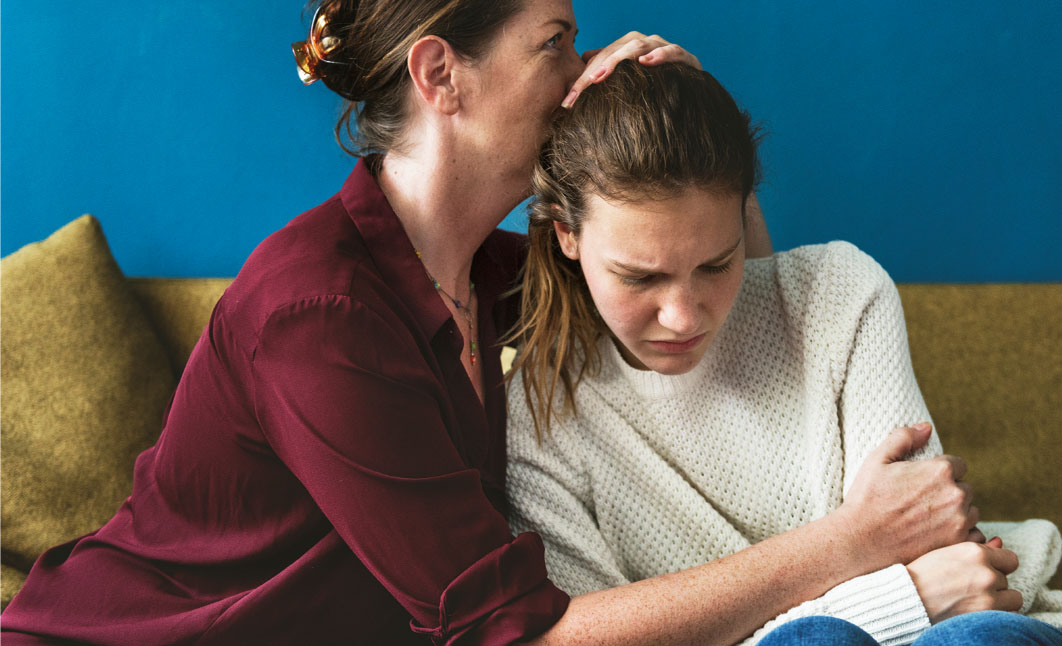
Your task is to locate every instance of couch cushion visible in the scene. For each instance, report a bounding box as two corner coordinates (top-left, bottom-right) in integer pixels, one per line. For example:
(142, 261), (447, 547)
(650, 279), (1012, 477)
(129, 277), (233, 375)
(0, 215), (176, 607)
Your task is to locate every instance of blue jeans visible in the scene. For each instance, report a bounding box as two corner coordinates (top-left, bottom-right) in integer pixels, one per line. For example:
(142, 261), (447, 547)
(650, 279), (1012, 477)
(757, 612), (1062, 645)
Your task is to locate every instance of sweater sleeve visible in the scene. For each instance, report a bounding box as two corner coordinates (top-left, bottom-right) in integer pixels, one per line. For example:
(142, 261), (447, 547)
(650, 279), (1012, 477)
(825, 242), (942, 494)
(506, 373), (632, 597)
(739, 564), (930, 645)
(741, 243), (937, 645)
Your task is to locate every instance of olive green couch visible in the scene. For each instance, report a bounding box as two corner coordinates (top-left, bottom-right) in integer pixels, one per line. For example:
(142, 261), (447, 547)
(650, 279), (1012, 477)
(2, 215), (1060, 610)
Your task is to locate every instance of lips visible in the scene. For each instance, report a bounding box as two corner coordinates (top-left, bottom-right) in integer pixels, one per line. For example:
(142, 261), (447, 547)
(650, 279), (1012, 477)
(647, 333), (707, 354)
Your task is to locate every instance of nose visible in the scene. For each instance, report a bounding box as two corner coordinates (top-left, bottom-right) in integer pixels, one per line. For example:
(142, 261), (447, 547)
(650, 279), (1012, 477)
(657, 284), (702, 336)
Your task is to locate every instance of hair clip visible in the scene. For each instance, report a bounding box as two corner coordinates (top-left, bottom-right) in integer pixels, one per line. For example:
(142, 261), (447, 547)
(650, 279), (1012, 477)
(292, 6), (342, 85)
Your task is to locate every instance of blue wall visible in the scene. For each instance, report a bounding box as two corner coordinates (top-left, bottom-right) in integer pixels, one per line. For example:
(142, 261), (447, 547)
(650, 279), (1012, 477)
(3, 1), (1060, 281)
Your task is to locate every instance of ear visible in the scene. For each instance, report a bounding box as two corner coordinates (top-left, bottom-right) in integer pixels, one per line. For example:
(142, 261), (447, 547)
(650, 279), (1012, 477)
(407, 36), (460, 115)
(553, 220), (580, 260)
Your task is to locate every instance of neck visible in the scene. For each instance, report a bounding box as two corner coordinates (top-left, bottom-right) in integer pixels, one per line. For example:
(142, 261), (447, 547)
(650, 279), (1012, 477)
(375, 127), (529, 294)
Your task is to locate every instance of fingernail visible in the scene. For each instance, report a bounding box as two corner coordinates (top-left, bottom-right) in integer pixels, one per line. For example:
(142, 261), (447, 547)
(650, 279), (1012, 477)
(590, 66), (607, 81)
(561, 89), (578, 109)
(914, 422), (932, 431)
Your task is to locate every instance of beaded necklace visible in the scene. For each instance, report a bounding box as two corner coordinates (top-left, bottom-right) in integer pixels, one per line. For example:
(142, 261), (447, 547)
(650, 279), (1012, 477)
(416, 251), (478, 366)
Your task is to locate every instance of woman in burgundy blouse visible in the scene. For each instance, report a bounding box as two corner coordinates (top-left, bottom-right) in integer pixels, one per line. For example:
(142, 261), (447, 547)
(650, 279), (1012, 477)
(2, 1), (978, 644)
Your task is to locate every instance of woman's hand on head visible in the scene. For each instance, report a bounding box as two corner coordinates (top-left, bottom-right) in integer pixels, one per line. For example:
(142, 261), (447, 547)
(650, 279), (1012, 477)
(907, 537), (1023, 623)
(562, 32), (701, 108)
(837, 423), (979, 568)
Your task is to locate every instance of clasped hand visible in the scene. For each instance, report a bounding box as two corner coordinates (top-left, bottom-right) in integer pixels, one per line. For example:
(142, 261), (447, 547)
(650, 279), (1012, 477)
(839, 423), (1021, 623)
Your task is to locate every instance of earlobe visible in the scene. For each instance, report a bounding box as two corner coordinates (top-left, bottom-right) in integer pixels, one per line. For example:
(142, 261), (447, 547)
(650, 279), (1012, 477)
(553, 220), (580, 260)
(407, 36), (459, 115)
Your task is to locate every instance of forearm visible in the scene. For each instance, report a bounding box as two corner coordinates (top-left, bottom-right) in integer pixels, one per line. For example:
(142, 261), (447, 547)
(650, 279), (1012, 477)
(527, 511), (870, 646)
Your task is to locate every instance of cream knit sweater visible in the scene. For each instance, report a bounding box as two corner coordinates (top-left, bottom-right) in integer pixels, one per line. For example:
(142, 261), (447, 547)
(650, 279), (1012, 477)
(507, 241), (1061, 645)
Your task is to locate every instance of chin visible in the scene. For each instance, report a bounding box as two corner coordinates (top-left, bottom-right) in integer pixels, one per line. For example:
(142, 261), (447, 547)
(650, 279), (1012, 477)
(648, 359), (701, 376)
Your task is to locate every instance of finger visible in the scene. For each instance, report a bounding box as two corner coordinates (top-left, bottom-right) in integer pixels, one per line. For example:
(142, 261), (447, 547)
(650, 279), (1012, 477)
(965, 505), (981, 532)
(638, 43), (701, 69)
(580, 48), (603, 64)
(946, 455), (968, 481)
(992, 568), (1009, 590)
(986, 536), (1003, 548)
(967, 527), (987, 544)
(594, 36), (669, 74)
(957, 480), (973, 505)
(565, 36), (669, 108)
(870, 424), (930, 464)
(928, 454), (966, 482)
(995, 589), (1024, 612)
(986, 546), (1020, 575)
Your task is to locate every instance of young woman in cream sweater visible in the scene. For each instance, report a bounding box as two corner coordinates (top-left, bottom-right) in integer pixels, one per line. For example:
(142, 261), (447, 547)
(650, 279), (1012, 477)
(505, 60), (1062, 645)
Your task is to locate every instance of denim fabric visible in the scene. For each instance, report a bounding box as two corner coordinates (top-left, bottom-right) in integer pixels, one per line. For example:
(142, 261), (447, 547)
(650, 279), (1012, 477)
(757, 616), (879, 646)
(914, 611), (1062, 646)
(758, 612), (1062, 646)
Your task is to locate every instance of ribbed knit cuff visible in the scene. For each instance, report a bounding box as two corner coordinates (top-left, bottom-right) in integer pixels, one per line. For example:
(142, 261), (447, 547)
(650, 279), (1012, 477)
(821, 563), (930, 646)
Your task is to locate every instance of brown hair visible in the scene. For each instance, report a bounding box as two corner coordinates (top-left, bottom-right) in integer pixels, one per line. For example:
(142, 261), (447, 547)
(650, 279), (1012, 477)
(305, 0), (524, 157)
(505, 60), (761, 438)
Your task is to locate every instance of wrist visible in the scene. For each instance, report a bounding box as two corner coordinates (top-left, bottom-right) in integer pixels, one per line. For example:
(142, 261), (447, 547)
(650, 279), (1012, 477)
(818, 506), (876, 578)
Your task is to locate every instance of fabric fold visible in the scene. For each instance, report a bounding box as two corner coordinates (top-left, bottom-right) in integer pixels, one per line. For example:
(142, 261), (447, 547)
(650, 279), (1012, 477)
(410, 532), (569, 645)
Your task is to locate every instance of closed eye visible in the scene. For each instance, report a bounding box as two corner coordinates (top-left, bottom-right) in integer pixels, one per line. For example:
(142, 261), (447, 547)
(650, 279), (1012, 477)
(619, 274), (655, 287)
(699, 259), (734, 275)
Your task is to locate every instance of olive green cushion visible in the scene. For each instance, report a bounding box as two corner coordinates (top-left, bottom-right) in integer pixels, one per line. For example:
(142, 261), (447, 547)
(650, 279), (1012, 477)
(1, 565), (28, 610)
(129, 277), (232, 375)
(0, 215), (176, 608)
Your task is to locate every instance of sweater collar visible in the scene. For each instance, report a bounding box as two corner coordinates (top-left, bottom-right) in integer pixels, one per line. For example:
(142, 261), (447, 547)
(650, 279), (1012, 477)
(600, 335), (715, 399)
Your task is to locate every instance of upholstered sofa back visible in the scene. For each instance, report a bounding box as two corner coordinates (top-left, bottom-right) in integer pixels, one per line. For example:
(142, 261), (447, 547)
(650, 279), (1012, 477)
(2, 216), (1059, 609)
(134, 278), (1062, 565)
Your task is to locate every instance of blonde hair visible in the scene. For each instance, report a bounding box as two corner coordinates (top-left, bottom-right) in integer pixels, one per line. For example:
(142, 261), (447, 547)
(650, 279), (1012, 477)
(505, 61), (761, 438)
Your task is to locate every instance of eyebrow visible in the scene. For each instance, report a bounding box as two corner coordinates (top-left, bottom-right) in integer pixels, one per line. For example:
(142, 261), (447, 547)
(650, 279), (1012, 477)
(609, 235), (743, 275)
(543, 18), (576, 35)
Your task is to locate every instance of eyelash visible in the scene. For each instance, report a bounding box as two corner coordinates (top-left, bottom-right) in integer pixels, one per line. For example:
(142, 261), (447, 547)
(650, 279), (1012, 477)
(619, 260), (734, 287)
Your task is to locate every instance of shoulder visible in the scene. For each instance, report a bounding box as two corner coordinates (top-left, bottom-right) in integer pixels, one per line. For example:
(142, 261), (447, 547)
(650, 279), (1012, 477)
(736, 242), (903, 361)
(215, 195), (400, 342)
(776, 240), (889, 290)
(235, 195), (372, 303)
(762, 241), (896, 313)
(506, 363), (588, 468)
(248, 294), (438, 405)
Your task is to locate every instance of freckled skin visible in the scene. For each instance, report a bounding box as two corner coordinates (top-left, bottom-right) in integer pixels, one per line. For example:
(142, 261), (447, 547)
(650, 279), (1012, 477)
(555, 188), (746, 375)
(458, 0), (584, 193)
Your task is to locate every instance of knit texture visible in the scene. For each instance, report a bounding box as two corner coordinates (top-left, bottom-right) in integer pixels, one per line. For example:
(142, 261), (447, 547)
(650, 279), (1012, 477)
(507, 241), (1061, 644)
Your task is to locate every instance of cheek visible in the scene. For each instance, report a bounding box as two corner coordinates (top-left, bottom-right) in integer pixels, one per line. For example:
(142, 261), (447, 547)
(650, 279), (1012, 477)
(708, 269), (744, 318)
(585, 277), (652, 337)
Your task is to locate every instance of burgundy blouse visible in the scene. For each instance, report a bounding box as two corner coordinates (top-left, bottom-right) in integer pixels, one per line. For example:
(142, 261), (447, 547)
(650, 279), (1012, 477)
(2, 161), (569, 645)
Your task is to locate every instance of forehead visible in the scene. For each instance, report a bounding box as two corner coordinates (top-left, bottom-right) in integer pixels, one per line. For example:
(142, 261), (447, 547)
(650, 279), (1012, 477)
(507, 0), (576, 30)
(581, 189), (744, 261)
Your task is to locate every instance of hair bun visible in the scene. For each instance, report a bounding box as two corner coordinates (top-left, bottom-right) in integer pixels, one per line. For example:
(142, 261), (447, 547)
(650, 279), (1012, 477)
(292, 2), (364, 101)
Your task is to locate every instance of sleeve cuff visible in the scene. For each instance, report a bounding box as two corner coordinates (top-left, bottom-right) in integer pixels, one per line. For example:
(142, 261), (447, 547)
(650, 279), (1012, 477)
(820, 563), (931, 646)
(409, 532), (570, 645)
